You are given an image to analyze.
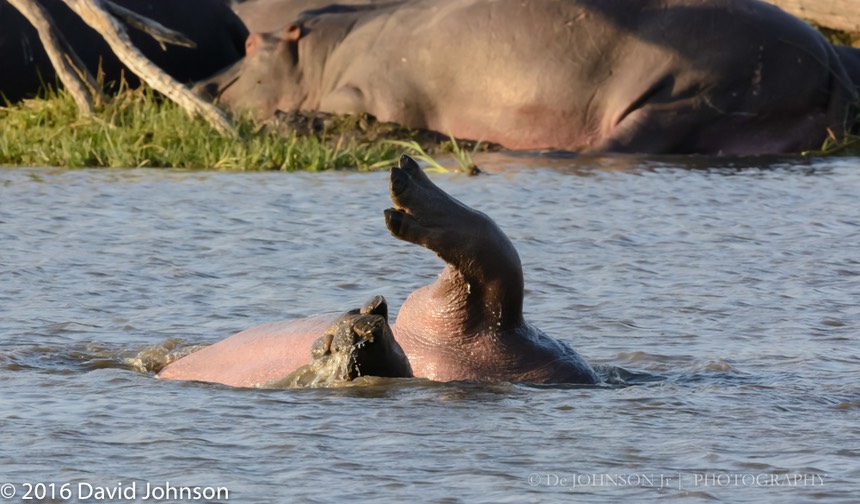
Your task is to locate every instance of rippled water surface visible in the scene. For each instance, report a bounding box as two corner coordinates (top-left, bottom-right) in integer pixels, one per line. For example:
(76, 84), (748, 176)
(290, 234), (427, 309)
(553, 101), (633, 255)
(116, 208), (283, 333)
(1, 154), (859, 503)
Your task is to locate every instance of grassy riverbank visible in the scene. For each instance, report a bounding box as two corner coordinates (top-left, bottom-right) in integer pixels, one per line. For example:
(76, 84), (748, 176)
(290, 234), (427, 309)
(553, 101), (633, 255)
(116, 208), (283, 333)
(0, 87), (460, 171)
(2, 85), (858, 169)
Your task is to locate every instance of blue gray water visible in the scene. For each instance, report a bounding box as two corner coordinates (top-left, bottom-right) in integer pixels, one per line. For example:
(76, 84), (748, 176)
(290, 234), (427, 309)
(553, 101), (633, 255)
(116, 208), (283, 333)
(1, 153), (858, 503)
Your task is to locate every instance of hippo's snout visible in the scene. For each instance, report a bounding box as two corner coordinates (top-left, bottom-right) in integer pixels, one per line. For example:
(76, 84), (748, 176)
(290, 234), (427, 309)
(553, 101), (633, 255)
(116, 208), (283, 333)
(278, 296), (412, 387)
(192, 62), (242, 104)
(353, 316), (383, 342)
(359, 295), (388, 320)
(328, 313), (386, 354)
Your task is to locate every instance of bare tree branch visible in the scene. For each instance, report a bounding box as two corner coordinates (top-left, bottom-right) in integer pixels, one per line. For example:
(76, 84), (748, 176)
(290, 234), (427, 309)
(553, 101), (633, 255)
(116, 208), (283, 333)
(103, 1), (196, 50)
(7, 0), (100, 114)
(62, 0), (235, 135)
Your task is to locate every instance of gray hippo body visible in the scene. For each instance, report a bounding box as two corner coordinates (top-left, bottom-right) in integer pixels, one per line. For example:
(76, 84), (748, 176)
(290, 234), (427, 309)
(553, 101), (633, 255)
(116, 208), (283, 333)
(198, 0), (857, 154)
(159, 155), (598, 387)
(0, 0), (248, 102)
(232, 0), (400, 33)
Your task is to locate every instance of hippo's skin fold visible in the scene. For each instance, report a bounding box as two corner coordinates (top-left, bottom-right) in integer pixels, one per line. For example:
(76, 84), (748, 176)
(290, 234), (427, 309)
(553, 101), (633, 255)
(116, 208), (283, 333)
(198, 0), (858, 154)
(159, 155), (599, 387)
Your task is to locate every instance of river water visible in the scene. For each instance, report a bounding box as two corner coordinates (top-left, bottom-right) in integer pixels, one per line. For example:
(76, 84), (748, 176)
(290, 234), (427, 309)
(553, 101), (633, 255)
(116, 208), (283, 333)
(1, 153), (858, 503)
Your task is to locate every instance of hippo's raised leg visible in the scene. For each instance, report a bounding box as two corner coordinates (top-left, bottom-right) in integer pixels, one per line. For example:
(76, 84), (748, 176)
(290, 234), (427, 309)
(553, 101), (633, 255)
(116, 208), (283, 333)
(384, 155), (599, 384)
(385, 155), (524, 330)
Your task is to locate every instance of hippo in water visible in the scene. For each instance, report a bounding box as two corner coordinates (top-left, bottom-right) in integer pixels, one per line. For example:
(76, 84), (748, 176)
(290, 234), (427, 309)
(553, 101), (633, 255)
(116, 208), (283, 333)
(159, 154), (599, 386)
(196, 0), (857, 155)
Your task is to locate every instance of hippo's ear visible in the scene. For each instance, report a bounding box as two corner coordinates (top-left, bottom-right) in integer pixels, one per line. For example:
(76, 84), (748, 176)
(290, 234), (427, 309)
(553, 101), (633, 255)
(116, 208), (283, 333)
(360, 295), (389, 322)
(282, 23), (305, 42)
(280, 23), (305, 63)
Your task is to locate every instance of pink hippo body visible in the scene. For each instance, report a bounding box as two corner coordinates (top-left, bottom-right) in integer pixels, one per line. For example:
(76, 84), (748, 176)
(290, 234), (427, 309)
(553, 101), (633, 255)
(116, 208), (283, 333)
(158, 295), (412, 387)
(157, 315), (336, 387)
(158, 156), (599, 387)
(197, 0), (857, 154)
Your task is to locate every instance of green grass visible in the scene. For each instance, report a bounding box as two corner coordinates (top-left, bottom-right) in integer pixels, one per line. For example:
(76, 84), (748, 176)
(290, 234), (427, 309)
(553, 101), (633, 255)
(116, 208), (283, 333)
(385, 137), (481, 174)
(802, 128), (860, 156)
(5, 82), (858, 168)
(816, 25), (860, 48)
(0, 87), (408, 170)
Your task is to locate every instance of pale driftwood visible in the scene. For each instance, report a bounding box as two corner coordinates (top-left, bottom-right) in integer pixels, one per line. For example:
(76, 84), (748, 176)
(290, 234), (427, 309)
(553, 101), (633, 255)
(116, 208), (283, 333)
(763, 0), (860, 33)
(62, 0), (235, 135)
(7, 0), (99, 114)
(102, 1), (196, 50)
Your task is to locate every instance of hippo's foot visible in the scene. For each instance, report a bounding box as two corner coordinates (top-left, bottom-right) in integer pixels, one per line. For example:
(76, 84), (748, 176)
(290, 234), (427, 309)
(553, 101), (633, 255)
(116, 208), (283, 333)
(269, 296), (412, 388)
(384, 154), (521, 285)
(384, 154), (524, 331)
(385, 154), (477, 253)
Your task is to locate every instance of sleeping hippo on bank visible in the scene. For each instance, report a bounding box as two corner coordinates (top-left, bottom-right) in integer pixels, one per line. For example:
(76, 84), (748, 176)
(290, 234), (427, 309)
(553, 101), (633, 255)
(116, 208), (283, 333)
(158, 155), (599, 387)
(197, 0), (858, 154)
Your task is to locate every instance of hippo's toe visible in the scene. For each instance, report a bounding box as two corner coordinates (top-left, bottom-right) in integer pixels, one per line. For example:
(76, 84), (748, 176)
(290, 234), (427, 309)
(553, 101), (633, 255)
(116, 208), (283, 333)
(384, 208), (406, 236)
(390, 167), (410, 198)
(399, 154), (422, 174)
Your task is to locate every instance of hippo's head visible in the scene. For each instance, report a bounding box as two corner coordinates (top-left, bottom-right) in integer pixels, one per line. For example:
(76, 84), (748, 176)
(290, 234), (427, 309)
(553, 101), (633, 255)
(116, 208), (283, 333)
(274, 296), (412, 387)
(194, 24), (308, 120)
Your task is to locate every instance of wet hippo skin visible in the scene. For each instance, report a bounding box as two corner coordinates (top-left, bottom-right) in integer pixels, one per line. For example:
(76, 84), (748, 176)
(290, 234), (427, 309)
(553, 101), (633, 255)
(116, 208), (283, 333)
(159, 155), (599, 387)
